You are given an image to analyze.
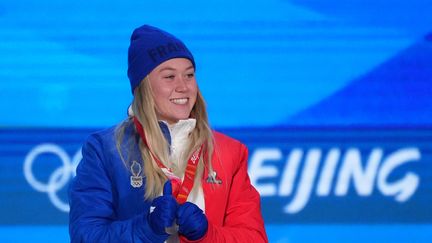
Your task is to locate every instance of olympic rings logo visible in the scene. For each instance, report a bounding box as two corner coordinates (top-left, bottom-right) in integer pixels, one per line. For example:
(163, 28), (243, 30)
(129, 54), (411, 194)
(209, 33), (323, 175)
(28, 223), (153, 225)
(24, 143), (81, 212)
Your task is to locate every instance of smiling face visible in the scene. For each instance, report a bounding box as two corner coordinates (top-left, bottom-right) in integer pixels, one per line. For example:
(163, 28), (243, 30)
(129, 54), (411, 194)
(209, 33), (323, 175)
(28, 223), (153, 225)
(147, 58), (198, 124)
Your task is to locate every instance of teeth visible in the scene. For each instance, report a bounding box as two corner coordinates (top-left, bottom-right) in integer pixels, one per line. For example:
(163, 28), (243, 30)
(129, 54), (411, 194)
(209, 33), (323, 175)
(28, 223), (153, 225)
(171, 98), (188, 105)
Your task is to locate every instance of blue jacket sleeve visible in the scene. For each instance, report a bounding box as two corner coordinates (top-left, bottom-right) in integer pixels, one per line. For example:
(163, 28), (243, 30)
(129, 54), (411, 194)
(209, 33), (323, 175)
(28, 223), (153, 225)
(68, 133), (165, 243)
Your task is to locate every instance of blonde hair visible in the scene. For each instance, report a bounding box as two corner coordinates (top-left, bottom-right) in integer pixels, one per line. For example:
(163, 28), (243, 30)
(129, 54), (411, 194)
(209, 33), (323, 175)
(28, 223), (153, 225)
(115, 76), (214, 200)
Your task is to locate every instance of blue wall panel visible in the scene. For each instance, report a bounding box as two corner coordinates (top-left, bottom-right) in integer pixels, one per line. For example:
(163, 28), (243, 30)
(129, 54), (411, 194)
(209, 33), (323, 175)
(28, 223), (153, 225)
(1, 0), (431, 241)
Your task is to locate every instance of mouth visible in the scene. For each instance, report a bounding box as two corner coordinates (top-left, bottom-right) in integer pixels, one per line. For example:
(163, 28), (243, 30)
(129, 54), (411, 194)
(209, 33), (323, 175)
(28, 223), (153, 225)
(170, 98), (188, 105)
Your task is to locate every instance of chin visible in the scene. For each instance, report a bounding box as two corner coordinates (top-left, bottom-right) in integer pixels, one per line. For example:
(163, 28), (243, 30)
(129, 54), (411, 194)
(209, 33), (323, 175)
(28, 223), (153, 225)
(177, 116), (191, 120)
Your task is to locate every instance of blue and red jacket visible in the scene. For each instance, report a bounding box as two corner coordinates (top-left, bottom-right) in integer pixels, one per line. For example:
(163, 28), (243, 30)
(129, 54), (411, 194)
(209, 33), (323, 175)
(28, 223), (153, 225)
(69, 124), (268, 242)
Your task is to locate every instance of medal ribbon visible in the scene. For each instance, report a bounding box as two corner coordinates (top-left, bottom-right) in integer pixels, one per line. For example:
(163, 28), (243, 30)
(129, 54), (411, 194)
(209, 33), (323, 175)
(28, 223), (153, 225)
(133, 117), (203, 204)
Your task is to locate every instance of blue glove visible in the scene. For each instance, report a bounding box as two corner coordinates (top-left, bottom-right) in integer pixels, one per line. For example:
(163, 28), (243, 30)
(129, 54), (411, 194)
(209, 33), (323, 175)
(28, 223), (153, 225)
(148, 180), (178, 237)
(176, 202), (208, 240)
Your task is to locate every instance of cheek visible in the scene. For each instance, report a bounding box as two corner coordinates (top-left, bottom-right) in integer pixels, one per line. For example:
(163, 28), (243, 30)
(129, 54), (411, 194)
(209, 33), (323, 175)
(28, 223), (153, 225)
(151, 88), (172, 112)
(192, 91), (198, 103)
(151, 82), (172, 101)
(153, 87), (169, 99)
(155, 94), (172, 112)
(190, 83), (198, 98)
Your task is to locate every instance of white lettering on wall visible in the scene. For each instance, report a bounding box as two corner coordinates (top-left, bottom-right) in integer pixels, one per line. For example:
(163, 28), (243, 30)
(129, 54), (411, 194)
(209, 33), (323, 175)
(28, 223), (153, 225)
(248, 147), (421, 214)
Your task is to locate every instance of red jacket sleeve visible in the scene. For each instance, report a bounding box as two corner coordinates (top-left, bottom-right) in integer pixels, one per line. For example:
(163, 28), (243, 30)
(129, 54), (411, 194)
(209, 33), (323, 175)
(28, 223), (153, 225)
(181, 143), (268, 243)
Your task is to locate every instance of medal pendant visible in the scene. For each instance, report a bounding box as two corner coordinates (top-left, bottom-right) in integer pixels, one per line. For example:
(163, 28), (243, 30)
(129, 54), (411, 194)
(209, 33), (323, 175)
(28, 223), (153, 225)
(130, 160), (143, 188)
(130, 175), (143, 188)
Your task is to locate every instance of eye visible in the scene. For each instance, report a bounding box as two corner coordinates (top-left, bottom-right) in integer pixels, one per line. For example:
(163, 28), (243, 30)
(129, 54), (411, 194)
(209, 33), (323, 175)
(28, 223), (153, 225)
(186, 73), (195, 78)
(164, 75), (175, 80)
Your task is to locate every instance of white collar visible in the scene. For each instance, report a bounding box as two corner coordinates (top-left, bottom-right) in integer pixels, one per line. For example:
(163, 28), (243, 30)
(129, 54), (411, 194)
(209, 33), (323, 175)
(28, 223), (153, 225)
(167, 119), (196, 140)
(162, 119), (196, 167)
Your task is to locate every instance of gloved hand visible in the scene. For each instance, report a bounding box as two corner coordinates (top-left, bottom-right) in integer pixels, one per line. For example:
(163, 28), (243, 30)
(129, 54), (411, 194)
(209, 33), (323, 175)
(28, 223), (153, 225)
(176, 202), (208, 241)
(148, 180), (178, 237)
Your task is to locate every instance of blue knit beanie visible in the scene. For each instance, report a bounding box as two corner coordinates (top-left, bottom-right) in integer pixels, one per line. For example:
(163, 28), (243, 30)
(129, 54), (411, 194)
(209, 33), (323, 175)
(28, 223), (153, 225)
(127, 25), (195, 94)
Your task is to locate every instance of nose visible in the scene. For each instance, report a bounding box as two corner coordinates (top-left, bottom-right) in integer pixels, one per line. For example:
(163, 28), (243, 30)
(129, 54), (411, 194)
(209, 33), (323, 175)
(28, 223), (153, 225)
(174, 76), (188, 92)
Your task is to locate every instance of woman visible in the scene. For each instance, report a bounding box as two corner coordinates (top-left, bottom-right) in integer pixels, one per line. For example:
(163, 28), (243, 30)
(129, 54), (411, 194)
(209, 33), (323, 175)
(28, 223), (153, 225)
(69, 24), (268, 243)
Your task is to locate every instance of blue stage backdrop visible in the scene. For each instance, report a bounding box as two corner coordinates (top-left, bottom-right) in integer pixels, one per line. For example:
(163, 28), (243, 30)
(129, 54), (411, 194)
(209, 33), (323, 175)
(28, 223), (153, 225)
(1, 0), (431, 242)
